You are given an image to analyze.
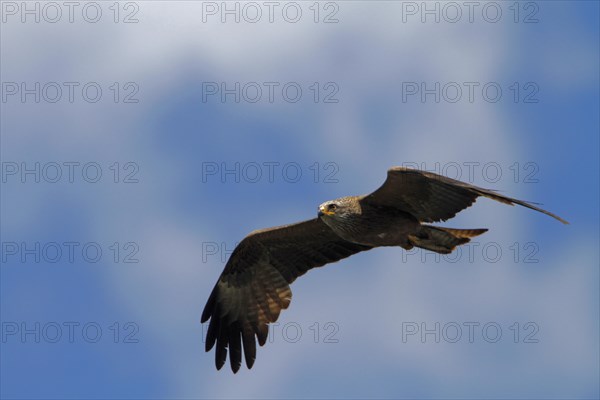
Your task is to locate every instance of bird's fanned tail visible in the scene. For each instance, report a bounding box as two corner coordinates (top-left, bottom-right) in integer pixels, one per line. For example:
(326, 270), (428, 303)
(408, 225), (488, 254)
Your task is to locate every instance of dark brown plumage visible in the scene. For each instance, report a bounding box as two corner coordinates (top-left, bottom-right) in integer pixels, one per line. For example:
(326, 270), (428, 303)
(201, 167), (567, 372)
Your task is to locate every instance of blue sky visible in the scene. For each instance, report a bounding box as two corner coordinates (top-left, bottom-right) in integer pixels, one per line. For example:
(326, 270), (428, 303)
(1, 1), (598, 399)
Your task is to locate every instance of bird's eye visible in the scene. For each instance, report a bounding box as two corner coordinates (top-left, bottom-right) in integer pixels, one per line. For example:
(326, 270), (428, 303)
(328, 204), (337, 211)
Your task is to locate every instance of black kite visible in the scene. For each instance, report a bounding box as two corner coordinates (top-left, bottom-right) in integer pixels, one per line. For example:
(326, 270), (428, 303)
(201, 167), (567, 372)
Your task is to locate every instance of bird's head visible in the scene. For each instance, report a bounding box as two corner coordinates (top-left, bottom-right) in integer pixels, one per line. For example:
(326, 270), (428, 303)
(317, 197), (358, 221)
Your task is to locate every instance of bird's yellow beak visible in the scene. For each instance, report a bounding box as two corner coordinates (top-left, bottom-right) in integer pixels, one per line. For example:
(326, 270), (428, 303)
(319, 206), (335, 216)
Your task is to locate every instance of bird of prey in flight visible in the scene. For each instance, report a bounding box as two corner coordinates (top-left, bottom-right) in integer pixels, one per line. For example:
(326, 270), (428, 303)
(201, 167), (567, 373)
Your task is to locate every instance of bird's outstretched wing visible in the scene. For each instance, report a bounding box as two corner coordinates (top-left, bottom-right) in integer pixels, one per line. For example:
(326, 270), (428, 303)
(201, 218), (372, 373)
(361, 167), (568, 224)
